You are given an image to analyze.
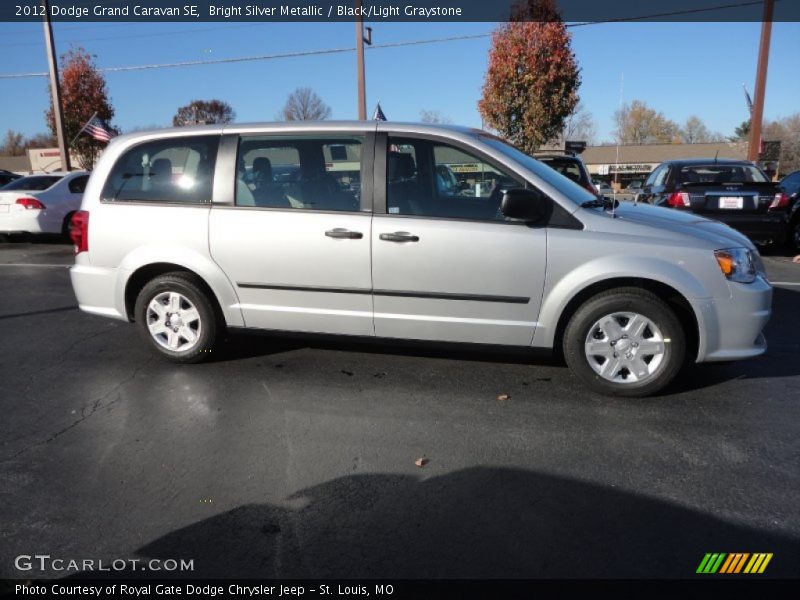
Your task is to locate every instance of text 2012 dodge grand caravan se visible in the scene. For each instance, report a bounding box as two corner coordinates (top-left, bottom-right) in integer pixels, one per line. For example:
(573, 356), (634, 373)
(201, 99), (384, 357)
(69, 122), (772, 397)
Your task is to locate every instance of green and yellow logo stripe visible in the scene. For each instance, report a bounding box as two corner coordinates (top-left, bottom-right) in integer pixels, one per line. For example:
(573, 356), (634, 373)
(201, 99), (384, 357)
(696, 552), (773, 574)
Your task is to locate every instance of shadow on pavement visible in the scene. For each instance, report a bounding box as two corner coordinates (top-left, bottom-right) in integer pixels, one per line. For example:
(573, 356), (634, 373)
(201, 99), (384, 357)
(211, 287), (800, 394)
(129, 468), (799, 578)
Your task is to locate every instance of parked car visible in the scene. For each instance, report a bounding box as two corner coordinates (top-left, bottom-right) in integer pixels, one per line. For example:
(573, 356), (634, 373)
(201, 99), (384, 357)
(636, 159), (789, 246)
(0, 171), (90, 237)
(535, 152), (598, 195)
(0, 169), (22, 188)
(70, 122), (771, 397)
(624, 180), (644, 195)
(779, 170), (800, 249)
(593, 180), (614, 195)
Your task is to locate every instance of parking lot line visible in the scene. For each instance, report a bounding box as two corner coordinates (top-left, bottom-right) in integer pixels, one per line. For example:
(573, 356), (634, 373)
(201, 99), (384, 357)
(0, 263), (71, 268)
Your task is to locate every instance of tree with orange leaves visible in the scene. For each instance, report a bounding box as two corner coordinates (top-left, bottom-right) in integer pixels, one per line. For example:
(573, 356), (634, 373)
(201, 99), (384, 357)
(45, 47), (115, 169)
(479, 0), (580, 154)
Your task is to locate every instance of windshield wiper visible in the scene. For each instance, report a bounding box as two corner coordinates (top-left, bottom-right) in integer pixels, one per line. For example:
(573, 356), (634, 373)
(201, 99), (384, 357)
(581, 196), (619, 210)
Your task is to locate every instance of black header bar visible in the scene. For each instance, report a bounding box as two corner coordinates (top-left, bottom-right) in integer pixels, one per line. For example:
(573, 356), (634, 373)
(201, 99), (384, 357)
(3, 0), (799, 23)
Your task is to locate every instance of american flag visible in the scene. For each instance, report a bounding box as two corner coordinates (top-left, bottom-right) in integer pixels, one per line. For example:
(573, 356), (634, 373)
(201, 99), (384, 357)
(84, 116), (115, 142)
(372, 102), (387, 122)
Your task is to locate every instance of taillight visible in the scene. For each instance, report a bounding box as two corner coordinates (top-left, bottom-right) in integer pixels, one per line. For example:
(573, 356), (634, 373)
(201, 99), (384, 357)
(70, 210), (89, 254)
(769, 192), (790, 210)
(15, 197), (45, 210)
(667, 192), (691, 208)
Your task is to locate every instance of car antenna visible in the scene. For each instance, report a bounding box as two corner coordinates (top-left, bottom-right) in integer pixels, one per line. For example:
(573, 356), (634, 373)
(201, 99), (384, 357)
(714, 150), (719, 164)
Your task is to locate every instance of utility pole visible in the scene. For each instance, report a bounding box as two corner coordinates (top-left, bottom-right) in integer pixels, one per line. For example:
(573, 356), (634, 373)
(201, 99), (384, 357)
(355, 0), (368, 120)
(41, 0), (71, 172)
(747, 0), (774, 162)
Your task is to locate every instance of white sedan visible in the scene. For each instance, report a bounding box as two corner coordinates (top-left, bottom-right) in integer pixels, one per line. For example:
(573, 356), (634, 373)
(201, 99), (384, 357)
(0, 171), (90, 236)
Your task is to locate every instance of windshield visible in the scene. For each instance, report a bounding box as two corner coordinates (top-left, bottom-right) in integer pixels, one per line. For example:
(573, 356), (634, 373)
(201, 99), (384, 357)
(479, 136), (595, 206)
(2, 175), (62, 191)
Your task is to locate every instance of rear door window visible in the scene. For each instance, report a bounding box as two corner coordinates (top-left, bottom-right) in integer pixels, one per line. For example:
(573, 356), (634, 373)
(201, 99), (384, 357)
(235, 135), (363, 212)
(102, 136), (219, 203)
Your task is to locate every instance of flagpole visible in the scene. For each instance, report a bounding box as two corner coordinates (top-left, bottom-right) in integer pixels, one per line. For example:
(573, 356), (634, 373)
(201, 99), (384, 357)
(41, 0), (70, 172)
(70, 111), (98, 146)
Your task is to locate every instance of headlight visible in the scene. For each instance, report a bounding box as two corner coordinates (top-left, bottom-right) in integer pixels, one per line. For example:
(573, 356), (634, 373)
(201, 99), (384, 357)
(714, 248), (757, 283)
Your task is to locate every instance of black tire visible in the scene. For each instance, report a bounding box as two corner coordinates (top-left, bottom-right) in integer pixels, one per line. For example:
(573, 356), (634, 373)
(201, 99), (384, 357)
(790, 217), (800, 252)
(563, 287), (686, 397)
(61, 211), (76, 240)
(134, 272), (219, 363)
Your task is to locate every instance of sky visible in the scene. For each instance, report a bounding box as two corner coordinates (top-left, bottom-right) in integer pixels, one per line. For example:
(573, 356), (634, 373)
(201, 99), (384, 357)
(0, 19), (798, 143)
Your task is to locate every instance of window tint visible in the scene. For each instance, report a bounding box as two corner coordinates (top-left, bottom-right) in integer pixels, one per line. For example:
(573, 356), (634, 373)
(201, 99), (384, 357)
(781, 172), (800, 194)
(651, 165), (669, 187)
(538, 157), (584, 184)
(68, 175), (89, 194)
(479, 136), (596, 205)
(236, 136), (363, 212)
(387, 137), (520, 221)
(3, 175), (62, 191)
(102, 136), (218, 203)
(679, 164), (768, 184)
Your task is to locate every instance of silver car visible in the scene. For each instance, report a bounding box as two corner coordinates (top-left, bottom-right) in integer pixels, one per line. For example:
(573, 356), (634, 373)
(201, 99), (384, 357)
(69, 122), (771, 397)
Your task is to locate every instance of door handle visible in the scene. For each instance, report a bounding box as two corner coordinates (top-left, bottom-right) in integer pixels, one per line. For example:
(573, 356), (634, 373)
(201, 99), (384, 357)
(379, 231), (419, 243)
(325, 228), (363, 239)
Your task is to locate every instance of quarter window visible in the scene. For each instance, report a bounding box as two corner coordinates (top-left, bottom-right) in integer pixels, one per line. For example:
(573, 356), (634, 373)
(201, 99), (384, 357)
(102, 136), (219, 203)
(387, 137), (521, 221)
(68, 175), (89, 194)
(235, 136), (363, 212)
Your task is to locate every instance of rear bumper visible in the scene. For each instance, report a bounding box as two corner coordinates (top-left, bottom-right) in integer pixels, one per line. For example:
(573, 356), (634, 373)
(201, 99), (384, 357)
(694, 275), (772, 362)
(0, 209), (44, 234)
(70, 263), (127, 320)
(704, 212), (788, 243)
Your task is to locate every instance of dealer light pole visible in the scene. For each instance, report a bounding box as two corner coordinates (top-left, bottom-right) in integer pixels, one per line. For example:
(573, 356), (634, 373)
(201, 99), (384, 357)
(40, 0), (71, 172)
(747, 0), (774, 162)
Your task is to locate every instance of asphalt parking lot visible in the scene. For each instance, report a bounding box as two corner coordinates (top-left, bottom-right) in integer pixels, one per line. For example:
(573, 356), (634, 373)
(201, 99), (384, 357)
(1, 240), (798, 579)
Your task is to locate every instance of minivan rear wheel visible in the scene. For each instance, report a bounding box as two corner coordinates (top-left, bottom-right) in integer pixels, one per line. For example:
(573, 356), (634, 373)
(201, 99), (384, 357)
(563, 288), (685, 397)
(134, 273), (218, 363)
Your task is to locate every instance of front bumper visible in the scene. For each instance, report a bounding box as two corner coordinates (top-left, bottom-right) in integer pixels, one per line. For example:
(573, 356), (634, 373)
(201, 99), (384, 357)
(694, 275), (772, 362)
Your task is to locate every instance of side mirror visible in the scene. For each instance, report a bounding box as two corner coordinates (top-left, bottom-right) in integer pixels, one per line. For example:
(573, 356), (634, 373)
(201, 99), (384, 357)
(500, 188), (548, 222)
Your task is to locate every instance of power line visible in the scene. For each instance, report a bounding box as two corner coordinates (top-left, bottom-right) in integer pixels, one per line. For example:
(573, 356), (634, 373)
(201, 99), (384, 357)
(0, 32), (493, 79)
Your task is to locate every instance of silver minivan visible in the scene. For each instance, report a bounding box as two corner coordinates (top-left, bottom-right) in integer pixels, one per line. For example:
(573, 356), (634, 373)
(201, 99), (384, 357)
(69, 122), (771, 397)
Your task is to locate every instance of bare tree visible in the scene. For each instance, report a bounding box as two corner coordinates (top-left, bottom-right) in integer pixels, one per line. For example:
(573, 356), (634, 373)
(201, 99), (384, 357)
(419, 109), (452, 124)
(551, 103), (597, 146)
(278, 87), (332, 121)
(0, 130), (26, 156)
(680, 116), (725, 144)
(614, 100), (680, 144)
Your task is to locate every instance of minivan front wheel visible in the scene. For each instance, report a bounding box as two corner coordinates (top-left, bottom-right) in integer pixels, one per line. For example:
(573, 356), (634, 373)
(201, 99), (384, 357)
(563, 288), (685, 397)
(134, 273), (218, 363)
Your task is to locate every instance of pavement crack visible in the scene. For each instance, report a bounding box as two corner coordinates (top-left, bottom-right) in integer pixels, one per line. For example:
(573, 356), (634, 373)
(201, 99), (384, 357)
(1, 357), (153, 463)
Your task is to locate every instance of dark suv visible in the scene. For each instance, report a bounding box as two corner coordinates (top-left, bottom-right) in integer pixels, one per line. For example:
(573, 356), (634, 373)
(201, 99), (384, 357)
(637, 158), (791, 246)
(780, 170), (800, 250)
(535, 153), (597, 195)
(0, 169), (22, 188)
